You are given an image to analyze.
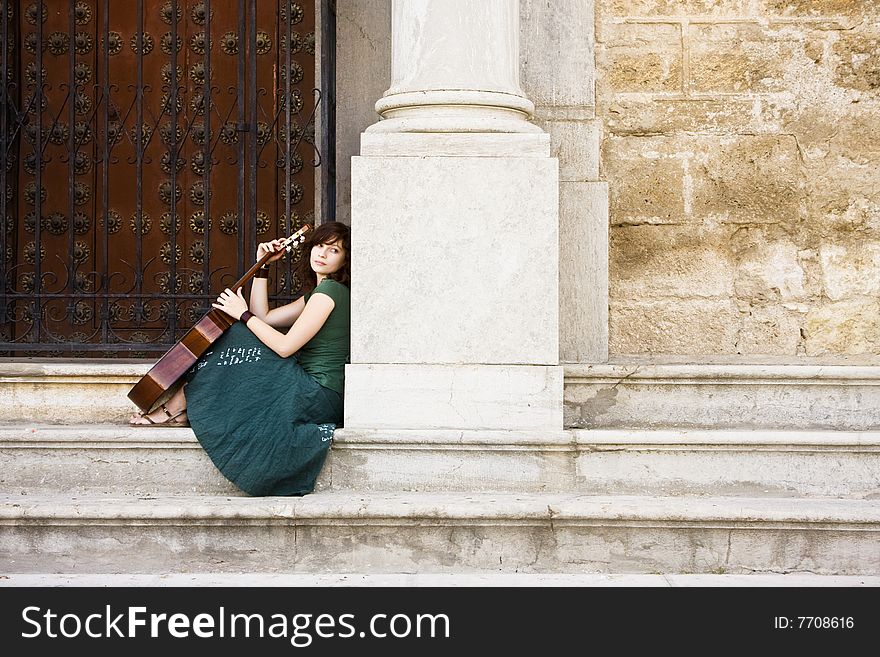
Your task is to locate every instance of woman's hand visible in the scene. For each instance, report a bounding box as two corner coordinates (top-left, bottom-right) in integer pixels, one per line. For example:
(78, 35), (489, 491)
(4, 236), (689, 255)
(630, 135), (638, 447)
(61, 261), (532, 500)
(212, 287), (249, 320)
(256, 238), (287, 265)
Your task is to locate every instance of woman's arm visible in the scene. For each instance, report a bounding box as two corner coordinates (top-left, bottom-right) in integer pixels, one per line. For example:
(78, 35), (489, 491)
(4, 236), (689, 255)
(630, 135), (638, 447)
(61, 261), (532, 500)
(249, 238), (306, 328)
(213, 288), (335, 358)
(248, 276), (270, 318)
(249, 282), (306, 329)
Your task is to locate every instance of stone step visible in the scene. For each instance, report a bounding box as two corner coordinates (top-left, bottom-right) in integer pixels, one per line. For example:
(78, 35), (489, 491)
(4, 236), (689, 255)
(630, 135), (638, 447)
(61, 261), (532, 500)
(565, 360), (880, 430)
(3, 425), (879, 498)
(0, 360), (148, 424)
(5, 359), (880, 430)
(1, 493), (877, 574)
(332, 428), (880, 498)
(0, 425), (240, 496)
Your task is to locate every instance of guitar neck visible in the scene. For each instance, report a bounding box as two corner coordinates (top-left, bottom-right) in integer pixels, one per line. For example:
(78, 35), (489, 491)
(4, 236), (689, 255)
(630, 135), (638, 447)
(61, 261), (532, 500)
(229, 253), (275, 292)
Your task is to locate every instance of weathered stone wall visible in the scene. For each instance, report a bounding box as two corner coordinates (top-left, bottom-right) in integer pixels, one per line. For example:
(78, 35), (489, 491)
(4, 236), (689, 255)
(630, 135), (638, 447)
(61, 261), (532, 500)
(598, 0), (880, 356)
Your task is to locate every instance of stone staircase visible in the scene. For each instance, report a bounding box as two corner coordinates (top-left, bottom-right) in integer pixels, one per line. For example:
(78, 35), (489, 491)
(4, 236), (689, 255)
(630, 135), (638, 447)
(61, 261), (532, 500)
(1, 359), (878, 574)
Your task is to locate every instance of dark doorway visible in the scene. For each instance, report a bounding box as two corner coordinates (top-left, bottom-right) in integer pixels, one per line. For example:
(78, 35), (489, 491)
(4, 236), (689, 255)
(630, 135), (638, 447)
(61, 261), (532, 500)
(1, 0), (331, 356)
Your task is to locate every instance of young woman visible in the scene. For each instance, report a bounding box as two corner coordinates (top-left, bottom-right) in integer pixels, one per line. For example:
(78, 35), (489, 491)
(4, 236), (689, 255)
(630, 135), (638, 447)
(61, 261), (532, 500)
(130, 221), (351, 496)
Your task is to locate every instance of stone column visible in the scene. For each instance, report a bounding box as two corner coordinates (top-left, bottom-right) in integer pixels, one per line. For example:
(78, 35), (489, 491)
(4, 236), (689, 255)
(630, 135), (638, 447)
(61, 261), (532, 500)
(346, 0), (562, 431)
(369, 0), (539, 135)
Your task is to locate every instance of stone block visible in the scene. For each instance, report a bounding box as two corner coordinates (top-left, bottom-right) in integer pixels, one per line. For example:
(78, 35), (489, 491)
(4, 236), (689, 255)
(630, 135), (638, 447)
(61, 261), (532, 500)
(350, 155), (558, 365)
(597, 22), (682, 93)
(732, 232), (807, 302)
(736, 306), (803, 354)
(832, 32), (880, 92)
(825, 112), (880, 161)
(805, 300), (880, 355)
(609, 299), (741, 354)
(343, 364), (564, 431)
(600, 97), (765, 136)
(804, 169), (880, 241)
(603, 135), (686, 225)
(691, 135), (803, 224)
(610, 224), (734, 299)
(597, 1), (753, 17)
(605, 134), (803, 226)
(789, 111), (880, 170)
(795, 247), (827, 301)
(793, 110), (880, 240)
(535, 119), (601, 182)
(762, 0), (873, 20)
(521, 0), (596, 108)
(689, 23), (804, 93)
(820, 242), (880, 300)
(559, 182), (609, 363)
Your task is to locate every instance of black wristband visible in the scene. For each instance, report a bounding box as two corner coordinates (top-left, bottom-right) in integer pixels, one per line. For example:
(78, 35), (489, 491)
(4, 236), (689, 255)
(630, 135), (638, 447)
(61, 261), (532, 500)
(254, 267), (268, 279)
(239, 310), (254, 324)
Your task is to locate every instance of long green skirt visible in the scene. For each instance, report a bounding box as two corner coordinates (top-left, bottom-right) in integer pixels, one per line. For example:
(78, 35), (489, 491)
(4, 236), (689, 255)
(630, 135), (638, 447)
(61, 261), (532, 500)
(183, 322), (342, 496)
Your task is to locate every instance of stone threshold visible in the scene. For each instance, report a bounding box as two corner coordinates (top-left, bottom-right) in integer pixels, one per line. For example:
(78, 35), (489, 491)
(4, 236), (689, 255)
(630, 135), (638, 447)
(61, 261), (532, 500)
(566, 362), (880, 384)
(4, 425), (880, 450)
(2, 573), (878, 587)
(3, 357), (880, 380)
(2, 492), (876, 526)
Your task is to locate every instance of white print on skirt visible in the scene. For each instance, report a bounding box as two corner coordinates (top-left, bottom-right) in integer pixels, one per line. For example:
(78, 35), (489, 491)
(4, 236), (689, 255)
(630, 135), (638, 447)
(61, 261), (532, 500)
(194, 351), (212, 371)
(214, 345), (263, 366)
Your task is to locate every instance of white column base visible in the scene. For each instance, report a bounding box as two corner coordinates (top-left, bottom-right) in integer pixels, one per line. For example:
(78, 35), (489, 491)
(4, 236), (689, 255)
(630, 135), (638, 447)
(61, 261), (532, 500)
(343, 364), (563, 431)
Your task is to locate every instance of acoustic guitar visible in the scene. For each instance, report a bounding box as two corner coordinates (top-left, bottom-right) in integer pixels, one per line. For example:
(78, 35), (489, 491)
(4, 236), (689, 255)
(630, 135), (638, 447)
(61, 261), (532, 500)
(127, 224), (311, 412)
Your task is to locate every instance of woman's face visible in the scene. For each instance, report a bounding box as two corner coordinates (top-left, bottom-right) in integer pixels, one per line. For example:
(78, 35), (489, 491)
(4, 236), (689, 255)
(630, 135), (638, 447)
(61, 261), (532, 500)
(311, 239), (346, 276)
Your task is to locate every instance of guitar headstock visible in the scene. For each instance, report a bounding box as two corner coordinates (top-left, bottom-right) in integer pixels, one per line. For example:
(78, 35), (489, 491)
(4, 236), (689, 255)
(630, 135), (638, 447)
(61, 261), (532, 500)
(280, 223), (311, 253)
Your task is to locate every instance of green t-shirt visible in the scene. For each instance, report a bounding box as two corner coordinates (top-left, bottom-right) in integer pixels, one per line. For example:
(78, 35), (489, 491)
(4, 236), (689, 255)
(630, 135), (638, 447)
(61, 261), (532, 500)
(297, 278), (350, 394)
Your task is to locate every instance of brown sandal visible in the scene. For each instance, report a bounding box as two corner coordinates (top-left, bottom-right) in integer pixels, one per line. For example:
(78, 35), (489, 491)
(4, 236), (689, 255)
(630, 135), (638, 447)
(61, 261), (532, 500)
(131, 403), (189, 427)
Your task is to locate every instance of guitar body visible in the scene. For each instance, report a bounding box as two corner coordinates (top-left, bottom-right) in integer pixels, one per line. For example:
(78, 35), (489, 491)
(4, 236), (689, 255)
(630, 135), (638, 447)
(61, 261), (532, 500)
(127, 224), (311, 413)
(127, 309), (235, 412)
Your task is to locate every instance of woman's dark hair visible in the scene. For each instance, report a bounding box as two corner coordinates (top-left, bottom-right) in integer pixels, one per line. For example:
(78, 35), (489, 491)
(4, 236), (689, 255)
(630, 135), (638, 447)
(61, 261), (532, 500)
(295, 221), (351, 293)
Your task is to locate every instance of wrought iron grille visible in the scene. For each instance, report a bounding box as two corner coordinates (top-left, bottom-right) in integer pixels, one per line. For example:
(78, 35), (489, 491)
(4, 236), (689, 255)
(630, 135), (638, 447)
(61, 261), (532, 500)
(0, 0), (327, 356)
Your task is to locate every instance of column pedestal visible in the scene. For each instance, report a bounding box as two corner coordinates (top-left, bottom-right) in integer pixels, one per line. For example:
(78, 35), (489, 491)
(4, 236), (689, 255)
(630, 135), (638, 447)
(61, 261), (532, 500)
(347, 153), (561, 431)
